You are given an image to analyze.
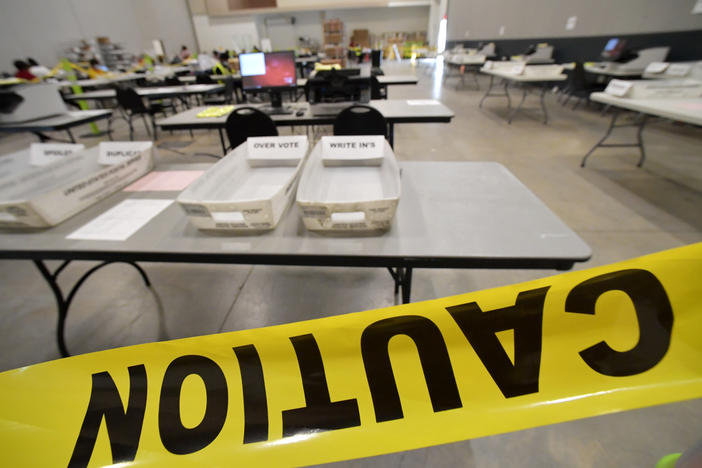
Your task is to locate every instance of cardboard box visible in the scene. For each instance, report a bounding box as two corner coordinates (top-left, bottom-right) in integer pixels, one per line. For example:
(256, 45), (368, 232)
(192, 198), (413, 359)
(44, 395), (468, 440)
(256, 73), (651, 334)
(296, 138), (400, 232)
(177, 137), (308, 231)
(0, 143), (154, 228)
(352, 29), (370, 48)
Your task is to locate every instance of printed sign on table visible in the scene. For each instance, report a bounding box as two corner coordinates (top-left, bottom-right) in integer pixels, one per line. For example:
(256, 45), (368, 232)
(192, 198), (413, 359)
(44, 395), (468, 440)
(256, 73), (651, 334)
(29, 143), (84, 167)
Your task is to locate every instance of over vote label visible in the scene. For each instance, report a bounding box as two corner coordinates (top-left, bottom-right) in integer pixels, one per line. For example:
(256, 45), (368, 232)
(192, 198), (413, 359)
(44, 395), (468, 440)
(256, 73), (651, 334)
(29, 143), (85, 167)
(246, 136), (308, 160)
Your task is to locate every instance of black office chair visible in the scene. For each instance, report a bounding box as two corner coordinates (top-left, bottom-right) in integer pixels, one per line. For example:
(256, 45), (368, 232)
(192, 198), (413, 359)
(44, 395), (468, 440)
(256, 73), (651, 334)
(561, 62), (606, 109)
(204, 77), (235, 105)
(370, 75), (387, 100)
(224, 106), (278, 151)
(115, 87), (167, 140)
(333, 105), (387, 138)
(196, 73), (215, 84)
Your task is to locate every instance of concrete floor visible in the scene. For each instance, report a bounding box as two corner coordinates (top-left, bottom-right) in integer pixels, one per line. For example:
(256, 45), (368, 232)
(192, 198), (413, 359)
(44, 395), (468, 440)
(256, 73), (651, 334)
(0, 61), (700, 466)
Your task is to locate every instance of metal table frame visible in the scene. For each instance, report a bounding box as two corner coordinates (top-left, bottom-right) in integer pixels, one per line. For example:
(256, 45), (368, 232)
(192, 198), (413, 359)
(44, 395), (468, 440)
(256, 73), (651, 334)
(581, 110), (648, 167)
(0, 161), (589, 358)
(0, 110), (113, 143)
(479, 75), (554, 124)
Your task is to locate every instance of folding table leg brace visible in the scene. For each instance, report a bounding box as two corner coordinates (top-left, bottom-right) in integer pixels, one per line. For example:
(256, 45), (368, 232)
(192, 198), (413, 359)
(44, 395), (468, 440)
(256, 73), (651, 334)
(581, 110), (648, 167)
(479, 76), (511, 109)
(34, 260), (152, 357)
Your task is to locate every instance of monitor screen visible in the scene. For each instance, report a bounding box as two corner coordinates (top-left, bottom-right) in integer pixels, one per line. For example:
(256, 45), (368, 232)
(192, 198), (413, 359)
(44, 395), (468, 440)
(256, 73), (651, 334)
(604, 38), (619, 52)
(239, 51), (296, 90)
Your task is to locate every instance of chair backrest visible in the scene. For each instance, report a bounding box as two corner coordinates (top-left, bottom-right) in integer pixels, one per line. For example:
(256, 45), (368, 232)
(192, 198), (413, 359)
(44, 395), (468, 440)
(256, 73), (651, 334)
(165, 76), (181, 86)
(115, 87), (147, 114)
(370, 75), (386, 100)
(333, 104), (387, 137)
(196, 73), (215, 84)
(224, 106), (278, 151)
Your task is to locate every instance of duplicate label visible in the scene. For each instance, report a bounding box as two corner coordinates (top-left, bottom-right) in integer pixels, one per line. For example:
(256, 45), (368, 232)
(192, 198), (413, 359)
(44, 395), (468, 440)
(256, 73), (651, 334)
(99, 141), (153, 165)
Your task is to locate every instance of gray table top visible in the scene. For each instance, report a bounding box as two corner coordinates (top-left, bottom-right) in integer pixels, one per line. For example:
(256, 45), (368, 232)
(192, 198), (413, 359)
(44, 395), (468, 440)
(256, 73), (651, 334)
(156, 100), (455, 129)
(0, 110), (112, 131)
(0, 162), (591, 268)
(590, 93), (702, 126)
(64, 84), (224, 101)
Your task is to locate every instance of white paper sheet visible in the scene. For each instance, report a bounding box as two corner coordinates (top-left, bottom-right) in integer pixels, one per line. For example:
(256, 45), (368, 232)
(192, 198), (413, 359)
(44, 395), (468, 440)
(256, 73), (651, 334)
(406, 99), (441, 106)
(67, 199), (173, 241)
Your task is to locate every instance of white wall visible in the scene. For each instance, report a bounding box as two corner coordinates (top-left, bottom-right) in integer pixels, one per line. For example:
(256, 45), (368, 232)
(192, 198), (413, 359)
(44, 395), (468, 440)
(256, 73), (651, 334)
(191, 5), (430, 52)
(0, 0), (196, 73)
(192, 14), (261, 53)
(448, 0), (702, 41)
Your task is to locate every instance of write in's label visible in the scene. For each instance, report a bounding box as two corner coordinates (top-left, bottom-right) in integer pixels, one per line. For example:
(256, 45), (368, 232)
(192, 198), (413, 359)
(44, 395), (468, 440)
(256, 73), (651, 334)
(667, 63), (691, 76)
(605, 79), (633, 97)
(98, 141), (153, 165)
(645, 62), (669, 74)
(321, 135), (385, 166)
(29, 143), (84, 167)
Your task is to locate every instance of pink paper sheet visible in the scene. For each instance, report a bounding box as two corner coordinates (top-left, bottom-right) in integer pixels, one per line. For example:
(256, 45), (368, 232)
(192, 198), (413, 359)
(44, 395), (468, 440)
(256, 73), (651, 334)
(123, 170), (204, 192)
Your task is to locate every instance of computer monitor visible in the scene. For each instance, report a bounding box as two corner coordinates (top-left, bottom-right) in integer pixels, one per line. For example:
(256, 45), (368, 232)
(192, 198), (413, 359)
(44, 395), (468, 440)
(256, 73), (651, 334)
(601, 38), (628, 61)
(239, 50), (296, 114)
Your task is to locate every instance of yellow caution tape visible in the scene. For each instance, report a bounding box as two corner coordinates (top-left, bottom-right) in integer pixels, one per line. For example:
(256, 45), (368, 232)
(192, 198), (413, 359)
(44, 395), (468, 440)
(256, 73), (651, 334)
(1, 243), (701, 467)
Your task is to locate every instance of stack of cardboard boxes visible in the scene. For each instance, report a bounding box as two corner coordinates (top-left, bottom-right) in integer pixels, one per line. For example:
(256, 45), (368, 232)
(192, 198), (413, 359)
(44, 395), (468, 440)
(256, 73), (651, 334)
(322, 18), (345, 66)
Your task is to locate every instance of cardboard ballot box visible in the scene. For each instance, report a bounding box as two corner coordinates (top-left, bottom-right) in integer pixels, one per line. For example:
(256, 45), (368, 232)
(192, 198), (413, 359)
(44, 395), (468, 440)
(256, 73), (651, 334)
(0, 142), (154, 228)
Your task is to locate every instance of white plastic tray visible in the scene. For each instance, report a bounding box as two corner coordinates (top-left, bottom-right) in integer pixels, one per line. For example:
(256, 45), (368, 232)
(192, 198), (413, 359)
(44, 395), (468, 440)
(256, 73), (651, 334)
(296, 138), (401, 232)
(177, 138), (308, 231)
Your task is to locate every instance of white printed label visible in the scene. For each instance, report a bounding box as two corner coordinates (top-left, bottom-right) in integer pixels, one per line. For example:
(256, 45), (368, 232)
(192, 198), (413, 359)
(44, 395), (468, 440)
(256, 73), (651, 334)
(645, 62), (669, 74)
(406, 99), (441, 106)
(29, 143), (84, 167)
(322, 135), (384, 163)
(605, 79), (633, 97)
(246, 135), (308, 164)
(511, 63), (526, 75)
(667, 64), (691, 76)
(99, 141), (152, 165)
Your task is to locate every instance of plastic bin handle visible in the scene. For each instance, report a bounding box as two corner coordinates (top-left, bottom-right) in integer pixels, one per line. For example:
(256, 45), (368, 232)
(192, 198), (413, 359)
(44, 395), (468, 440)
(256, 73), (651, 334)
(330, 211), (366, 225)
(211, 211), (245, 223)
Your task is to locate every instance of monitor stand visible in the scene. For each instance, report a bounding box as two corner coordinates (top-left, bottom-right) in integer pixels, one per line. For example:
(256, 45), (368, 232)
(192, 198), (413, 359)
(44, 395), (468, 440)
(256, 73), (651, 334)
(259, 90), (294, 115)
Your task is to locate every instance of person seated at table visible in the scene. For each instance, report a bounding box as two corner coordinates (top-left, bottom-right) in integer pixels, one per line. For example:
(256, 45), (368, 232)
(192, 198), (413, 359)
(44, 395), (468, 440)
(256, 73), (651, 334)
(13, 60), (36, 80)
(87, 58), (108, 78)
(26, 58), (51, 78)
(180, 45), (191, 61)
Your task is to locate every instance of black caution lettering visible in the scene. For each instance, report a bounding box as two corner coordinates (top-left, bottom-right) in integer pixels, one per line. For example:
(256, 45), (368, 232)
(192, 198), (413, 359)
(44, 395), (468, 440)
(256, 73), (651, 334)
(233, 345), (269, 444)
(158, 355), (228, 454)
(68, 365), (147, 468)
(282, 334), (360, 436)
(447, 287), (549, 398)
(361, 315), (462, 422)
(565, 269), (673, 376)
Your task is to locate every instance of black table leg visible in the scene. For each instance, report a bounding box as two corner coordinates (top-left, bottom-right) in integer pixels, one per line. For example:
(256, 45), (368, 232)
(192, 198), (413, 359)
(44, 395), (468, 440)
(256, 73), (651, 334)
(34, 260), (152, 358)
(508, 86), (528, 124)
(539, 85), (549, 124)
(218, 128), (227, 154)
(387, 267), (413, 304)
(66, 129), (76, 143)
(387, 123), (395, 149)
(581, 111), (649, 167)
